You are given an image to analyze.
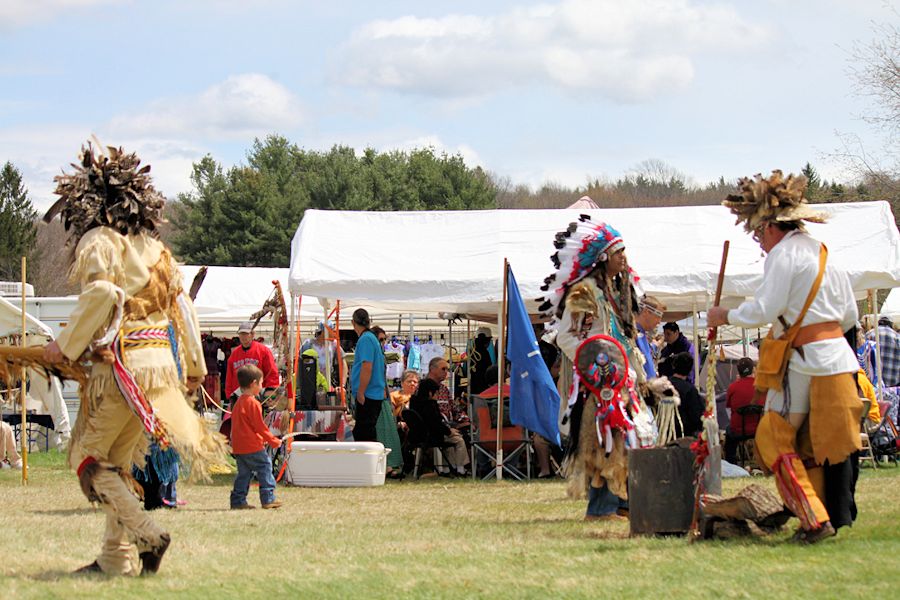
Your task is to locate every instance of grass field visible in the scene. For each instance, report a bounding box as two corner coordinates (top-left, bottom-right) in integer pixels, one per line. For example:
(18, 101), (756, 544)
(1, 451), (898, 599)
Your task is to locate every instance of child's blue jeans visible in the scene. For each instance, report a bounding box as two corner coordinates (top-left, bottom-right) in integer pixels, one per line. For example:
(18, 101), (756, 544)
(231, 449), (276, 507)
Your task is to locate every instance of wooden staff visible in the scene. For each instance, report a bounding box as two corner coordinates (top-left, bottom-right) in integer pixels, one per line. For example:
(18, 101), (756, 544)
(21, 256), (28, 485)
(495, 258), (509, 481)
(690, 240), (729, 537)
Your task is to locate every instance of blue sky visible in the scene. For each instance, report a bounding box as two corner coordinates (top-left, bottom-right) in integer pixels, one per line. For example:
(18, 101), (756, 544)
(0, 0), (893, 211)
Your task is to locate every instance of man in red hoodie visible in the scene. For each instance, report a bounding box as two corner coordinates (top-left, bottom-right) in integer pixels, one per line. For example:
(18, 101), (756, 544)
(224, 321), (280, 401)
(230, 365), (283, 510)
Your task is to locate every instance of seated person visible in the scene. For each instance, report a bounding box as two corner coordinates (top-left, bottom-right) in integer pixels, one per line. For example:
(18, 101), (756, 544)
(724, 357), (761, 463)
(0, 421), (23, 469)
(391, 370), (419, 417)
(409, 378), (470, 476)
(669, 352), (704, 438)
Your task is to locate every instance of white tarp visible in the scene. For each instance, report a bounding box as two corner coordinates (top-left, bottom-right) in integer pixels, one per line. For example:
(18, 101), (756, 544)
(179, 265), (447, 332)
(0, 296), (71, 448)
(881, 287), (900, 321)
(289, 202), (900, 314)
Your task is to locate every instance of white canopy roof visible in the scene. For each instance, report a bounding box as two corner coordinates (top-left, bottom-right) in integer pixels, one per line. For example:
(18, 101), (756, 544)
(180, 265), (453, 333)
(881, 287), (900, 321)
(0, 296), (54, 339)
(289, 202), (900, 314)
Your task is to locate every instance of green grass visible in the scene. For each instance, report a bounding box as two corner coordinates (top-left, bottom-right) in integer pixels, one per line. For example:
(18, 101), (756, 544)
(1, 451), (899, 599)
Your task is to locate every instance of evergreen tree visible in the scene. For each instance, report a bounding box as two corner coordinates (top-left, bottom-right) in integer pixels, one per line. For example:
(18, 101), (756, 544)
(169, 136), (496, 266)
(801, 162), (822, 200)
(0, 162), (37, 280)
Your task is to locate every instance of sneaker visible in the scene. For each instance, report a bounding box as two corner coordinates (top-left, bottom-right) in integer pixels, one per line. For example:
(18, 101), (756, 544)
(230, 504), (255, 510)
(261, 501), (283, 510)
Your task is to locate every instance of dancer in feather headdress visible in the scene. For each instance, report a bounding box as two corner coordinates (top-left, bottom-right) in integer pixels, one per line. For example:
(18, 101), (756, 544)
(708, 170), (861, 544)
(41, 141), (228, 575)
(539, 215), (663, 520)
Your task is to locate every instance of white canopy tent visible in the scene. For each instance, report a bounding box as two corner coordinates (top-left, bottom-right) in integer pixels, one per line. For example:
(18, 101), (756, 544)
(289, 203), (900, 314)
(880, 287), (900, 322)
(0, 296), (71, 448)
(180, 265), (457, 337)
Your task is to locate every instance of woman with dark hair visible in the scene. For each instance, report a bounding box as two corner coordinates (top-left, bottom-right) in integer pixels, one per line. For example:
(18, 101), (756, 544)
(408, 378), (469, 475)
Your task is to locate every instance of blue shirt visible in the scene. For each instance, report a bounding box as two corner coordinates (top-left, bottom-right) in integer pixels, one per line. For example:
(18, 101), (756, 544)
(636, 325), (656, 378)
(351, 330), (386, 400)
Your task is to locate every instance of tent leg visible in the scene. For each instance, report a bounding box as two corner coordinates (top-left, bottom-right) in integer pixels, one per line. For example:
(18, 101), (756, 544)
(870, 289), (884, 402)
(692, 298), (700, 386)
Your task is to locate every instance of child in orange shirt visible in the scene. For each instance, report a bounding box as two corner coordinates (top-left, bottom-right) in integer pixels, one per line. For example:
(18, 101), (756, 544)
(230, 365), (283, 510)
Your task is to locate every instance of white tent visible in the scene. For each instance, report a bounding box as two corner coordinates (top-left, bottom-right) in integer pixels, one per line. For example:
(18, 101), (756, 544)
(289, 203), (900, 314)
(180, 265), (455, 337)
(880, 287), (900, 322)
(0, 296), (71, 448)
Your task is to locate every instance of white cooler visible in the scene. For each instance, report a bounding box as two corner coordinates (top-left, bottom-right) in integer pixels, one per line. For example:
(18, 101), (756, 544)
(285, 441), (390, 487)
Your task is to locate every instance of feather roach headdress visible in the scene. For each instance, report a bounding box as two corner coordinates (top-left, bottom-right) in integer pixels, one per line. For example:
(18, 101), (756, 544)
(722, 170), (827, 234)
(538, 215), (634, 335)
(43, 140), (166, 244)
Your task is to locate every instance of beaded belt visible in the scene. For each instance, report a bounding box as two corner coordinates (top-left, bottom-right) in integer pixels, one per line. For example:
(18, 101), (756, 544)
(121, 327), (171, 350)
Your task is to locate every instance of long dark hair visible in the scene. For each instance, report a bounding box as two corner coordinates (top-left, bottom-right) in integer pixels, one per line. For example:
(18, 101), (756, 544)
(414, 378), (440, 401)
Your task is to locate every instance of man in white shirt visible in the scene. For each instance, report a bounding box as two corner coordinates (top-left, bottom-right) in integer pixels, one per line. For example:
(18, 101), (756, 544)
(708, 170), (861, 545)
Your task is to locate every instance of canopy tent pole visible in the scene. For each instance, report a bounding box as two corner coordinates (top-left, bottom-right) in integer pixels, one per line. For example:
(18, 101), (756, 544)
(495, 259), (509, 481)
(741, 328), (748, 357)
(869, 289), (884, 402)
(692, 298), (700, 386)
(448, 319), (455, 400)
(334, 301), (345, 407)
(276, 292), (302, 484)
(468, 319), (476, 480)
(20, 256), (28, 485)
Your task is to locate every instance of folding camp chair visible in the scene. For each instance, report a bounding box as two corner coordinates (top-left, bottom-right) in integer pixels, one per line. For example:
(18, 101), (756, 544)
(858, 399), (878, 469)
(471, 396), (532, 481)
(733, 404), (763, 470)
(868, 401), (900, 467)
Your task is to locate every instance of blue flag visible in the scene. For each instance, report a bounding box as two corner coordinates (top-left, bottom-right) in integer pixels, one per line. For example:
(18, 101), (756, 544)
(506, 266), (560, 445)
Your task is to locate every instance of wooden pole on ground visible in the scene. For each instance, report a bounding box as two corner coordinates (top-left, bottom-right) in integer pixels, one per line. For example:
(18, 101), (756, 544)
(495, 259), (509, 481)
(20, 256), (28, 485)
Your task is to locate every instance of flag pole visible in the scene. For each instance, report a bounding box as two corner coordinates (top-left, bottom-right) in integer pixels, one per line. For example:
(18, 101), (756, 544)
(20, 256), (28, 485)
(495, 258), (509, 481)
(468, 319), (475, 480)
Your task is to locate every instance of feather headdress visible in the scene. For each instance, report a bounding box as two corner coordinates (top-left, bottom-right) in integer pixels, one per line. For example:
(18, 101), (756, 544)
(44, 140), (166, 244)
(722, 170), (827, 233)
(537, 215), (632, 335)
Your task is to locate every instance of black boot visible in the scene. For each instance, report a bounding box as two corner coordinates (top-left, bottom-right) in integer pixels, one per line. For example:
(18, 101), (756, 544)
(73, 561), (102, 574)
(139, 533), (171, 575)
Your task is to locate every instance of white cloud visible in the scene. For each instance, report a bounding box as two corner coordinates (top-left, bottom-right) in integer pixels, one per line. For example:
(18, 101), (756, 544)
(0, 0), (122, 30)
(391, 135), (483, 169)
(336, 0), (772, 102)
(107, 74), (304, 140)
(0, 126), (207, 211)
